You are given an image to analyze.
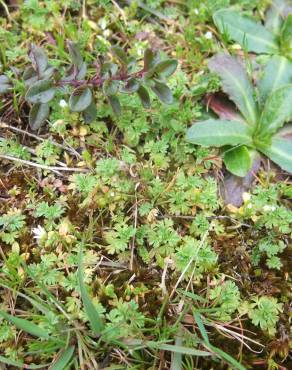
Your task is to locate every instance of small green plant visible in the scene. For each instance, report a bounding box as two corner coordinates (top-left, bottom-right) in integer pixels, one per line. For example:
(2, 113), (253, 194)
(213, 1), (292, 59)
(186, 53), (292, 176)
(251, 237), (286, 270)
(0, 43), (177, 130)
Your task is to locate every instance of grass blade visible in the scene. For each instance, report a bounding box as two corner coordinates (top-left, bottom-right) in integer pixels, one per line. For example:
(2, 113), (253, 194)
(0, 310), (50, 339)
(78, 243), (104, 335)
(49, 345), (75, 370)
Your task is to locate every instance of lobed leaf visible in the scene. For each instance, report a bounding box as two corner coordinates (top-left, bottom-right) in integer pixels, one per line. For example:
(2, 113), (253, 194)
(69, 87), (92, 112)
(223, 146), (252, 177)
(258, 55), (292, 104)
(25, 79), (56, 104)
(186, 119), (253, 147)
(213, 9), (279, 54)
(258, 137), (292, 173)
(29, 103), (50, 130)
(208, 53), (258, 125)
(259, 84), (292, 136)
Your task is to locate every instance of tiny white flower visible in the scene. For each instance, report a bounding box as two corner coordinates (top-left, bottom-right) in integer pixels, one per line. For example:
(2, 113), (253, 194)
(32, 225), (46, 240)
(247, 203), (253, 209)
(110, 192), (115, 197)
(194, 8), (199, 15)
(59, 99), (67, 108)
(242, 192), (251, 203)
(263, 205), (276, 212)
(205, 31), (213, 40)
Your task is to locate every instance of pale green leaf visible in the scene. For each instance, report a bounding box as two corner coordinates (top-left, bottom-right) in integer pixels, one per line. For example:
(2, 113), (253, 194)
(223, 146), (252, 177)
(265, 0), (292, 34)
(186, 119), (252, 147)
(258, 137), (292, 173)
(213, 9), (279, 54)
(208, 53), (258, 125)
(147, 342), (211, 357)
(0, 310), (50, 339)
(258, 56), (292, 104)
(259, 84), (292, 135)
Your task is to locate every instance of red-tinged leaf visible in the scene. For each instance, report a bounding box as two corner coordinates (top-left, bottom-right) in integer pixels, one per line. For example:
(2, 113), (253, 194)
(205, 93), (244, 122)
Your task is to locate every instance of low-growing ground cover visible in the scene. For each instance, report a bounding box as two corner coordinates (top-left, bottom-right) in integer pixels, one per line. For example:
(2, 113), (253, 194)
(0, 1), (291, 369)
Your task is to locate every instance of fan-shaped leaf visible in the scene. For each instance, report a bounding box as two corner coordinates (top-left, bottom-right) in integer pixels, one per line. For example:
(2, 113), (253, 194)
(213, 9), (279, 54)
(208, 53), (258, 125)
(186, 119), (253, 147)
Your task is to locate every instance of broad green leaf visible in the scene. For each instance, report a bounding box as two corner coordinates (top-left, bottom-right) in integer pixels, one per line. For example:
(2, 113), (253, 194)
(83, 101), (97, 124)
(258, 56), (292, 104)
(259, 84), (292, 135)
(111, 46), (128, 65)
(108, 95), (121, 115)
(69, 87), (92, 112)
(258, 137), (292, 173)
(280, 13), (292, 52)
(78, 246), (104, 335)
(186, 119), (253, 147)
(151, 80), (173, 104)
(265, 0), (292, 34)
(213, 9), (279, 54)
(0, 310), (50, 339)
(29, 103), (50, 130)
(137, 85), (151, 108)
(208, 53), (258, 125)
(68, 41), (83, 69)
(50, 346), (75, 370)
(103, 79), (119, 96)
(29, 44), (48, 74)
(121, 78), (140, 93)
(0, 75), (11, 93)
(26, 80), (56, 104)
(144, 48), (160, 71)
(153, 59), (178, 79)
(223, 146), (252, 177)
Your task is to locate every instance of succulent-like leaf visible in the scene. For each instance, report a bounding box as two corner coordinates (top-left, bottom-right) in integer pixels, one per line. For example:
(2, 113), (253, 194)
(121, 78), (140, 93)
(29, 103), (50, 130)
(108, 95), (121, 115)
(29, 44), (48, 74)
(258, 84), (292, 136)
(213, 9), (279, 54)
(137, 85), (151, 108)
(144, 48), (160, 71)
(209, 53), (258, 125)
(153, 59), (178, 79)
(151, 80), (173, 104)
(103, 79), (119, 96)
(223, 145), (252, 177)
(69, 87), (92, 112)
(111, 46), (128, 65)
(0, 75), (11, 93)
(83, 101), (97, 123)
(68, 41), (83, 69)
(23, 66), (38, 87)
(258, 137), (292, 173)
(25, 80), (56, 104)
(258, 55), (292, 104)
(186, 119), (253, 147)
